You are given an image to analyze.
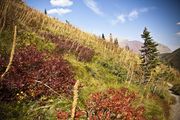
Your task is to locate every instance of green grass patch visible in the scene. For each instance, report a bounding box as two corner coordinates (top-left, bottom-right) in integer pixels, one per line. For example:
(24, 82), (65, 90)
(143, 98), (166, 120)
(18, 31), (56, 52)
(0, 96), (72, 120)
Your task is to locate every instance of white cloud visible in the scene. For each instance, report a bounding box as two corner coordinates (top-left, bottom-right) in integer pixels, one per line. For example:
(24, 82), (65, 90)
(117, 14), (126, 23)
(83, 0), (103, 15)
(111, 14), (126, 25)
(47, 8), (72, 15)
(176, 32), (180, 36)
(50, 0), (73, 7)
(177, 22), (180, 25)
(139, 7), (156, 13)
(112, 7), (155, 25)
(128, 10), (139, 21)
(112, 10), (138, 25)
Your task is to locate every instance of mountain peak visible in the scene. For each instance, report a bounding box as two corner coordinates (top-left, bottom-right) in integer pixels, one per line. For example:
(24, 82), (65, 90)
(119, 40), (172, 54)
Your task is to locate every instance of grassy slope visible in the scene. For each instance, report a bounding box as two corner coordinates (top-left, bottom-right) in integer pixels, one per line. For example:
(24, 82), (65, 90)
(0, 0), (180, 119)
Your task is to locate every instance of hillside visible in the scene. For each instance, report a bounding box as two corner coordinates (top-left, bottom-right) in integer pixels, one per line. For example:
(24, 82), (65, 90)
(0, 0), (180, 120)
(160, 48), (180, 71)
(119, 40), (172, 54)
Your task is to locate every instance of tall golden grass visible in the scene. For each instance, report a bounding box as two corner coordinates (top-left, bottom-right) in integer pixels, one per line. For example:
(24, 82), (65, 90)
(71, 80), (79, 120)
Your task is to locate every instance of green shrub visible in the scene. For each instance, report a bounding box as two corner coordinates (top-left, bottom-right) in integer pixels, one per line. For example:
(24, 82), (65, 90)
(97, 58), (127, 82)
(18, 32), (56, 52)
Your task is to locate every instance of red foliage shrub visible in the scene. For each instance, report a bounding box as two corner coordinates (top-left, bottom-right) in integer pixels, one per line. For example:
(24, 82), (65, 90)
(86, 88), (146, 120)
(0, 46), (76, 101)
(56, 110), (86, 120)
(0, 54), (7, 74)
(42, 33), (95, 62)
(57, 111), (69, 119)
(56, 88), (146, 120)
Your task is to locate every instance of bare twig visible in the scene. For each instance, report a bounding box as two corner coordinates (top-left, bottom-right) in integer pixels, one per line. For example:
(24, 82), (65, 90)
(34, 80), (60, 96)
(1, 25), (17, 79)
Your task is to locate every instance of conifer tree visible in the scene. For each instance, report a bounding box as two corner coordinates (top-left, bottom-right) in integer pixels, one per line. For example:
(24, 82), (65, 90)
(109, 33), (113, 42)
(140, 27), (159, 83)
(44, 9), (47, 15)
(66, 20), (70, 25)
(102, 33), (105, 40)
(114, 38), (119, 46)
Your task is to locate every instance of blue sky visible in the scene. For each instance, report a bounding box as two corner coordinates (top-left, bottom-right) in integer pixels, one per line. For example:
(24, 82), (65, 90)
(26, 0), (180, 50)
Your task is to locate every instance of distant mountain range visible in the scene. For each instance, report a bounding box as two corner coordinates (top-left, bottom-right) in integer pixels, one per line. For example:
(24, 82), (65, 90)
(119, 40), (172, 54)
(119, 40), (180, 70)
(160, 48), (180, 71)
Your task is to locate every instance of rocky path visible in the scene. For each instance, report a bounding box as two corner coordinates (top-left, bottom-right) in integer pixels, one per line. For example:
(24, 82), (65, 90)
(168, 83), (180, 120)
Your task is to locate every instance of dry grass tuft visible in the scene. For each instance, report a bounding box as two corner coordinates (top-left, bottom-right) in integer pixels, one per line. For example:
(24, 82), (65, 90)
(71, 80), (79, 120)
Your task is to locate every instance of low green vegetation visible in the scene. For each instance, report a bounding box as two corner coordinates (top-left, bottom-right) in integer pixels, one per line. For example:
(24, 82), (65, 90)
(0, 97), (72, 120)
(18, 31), (56, 52)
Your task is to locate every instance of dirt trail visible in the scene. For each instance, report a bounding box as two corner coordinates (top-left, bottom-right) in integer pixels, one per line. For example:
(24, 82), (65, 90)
(169, 92), (180, 120)
(168, 83), (180, 120)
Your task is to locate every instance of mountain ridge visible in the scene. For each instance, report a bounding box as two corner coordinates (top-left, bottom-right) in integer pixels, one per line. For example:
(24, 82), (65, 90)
(160, 48), (180, 70)
(119, 40), (172, 54)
